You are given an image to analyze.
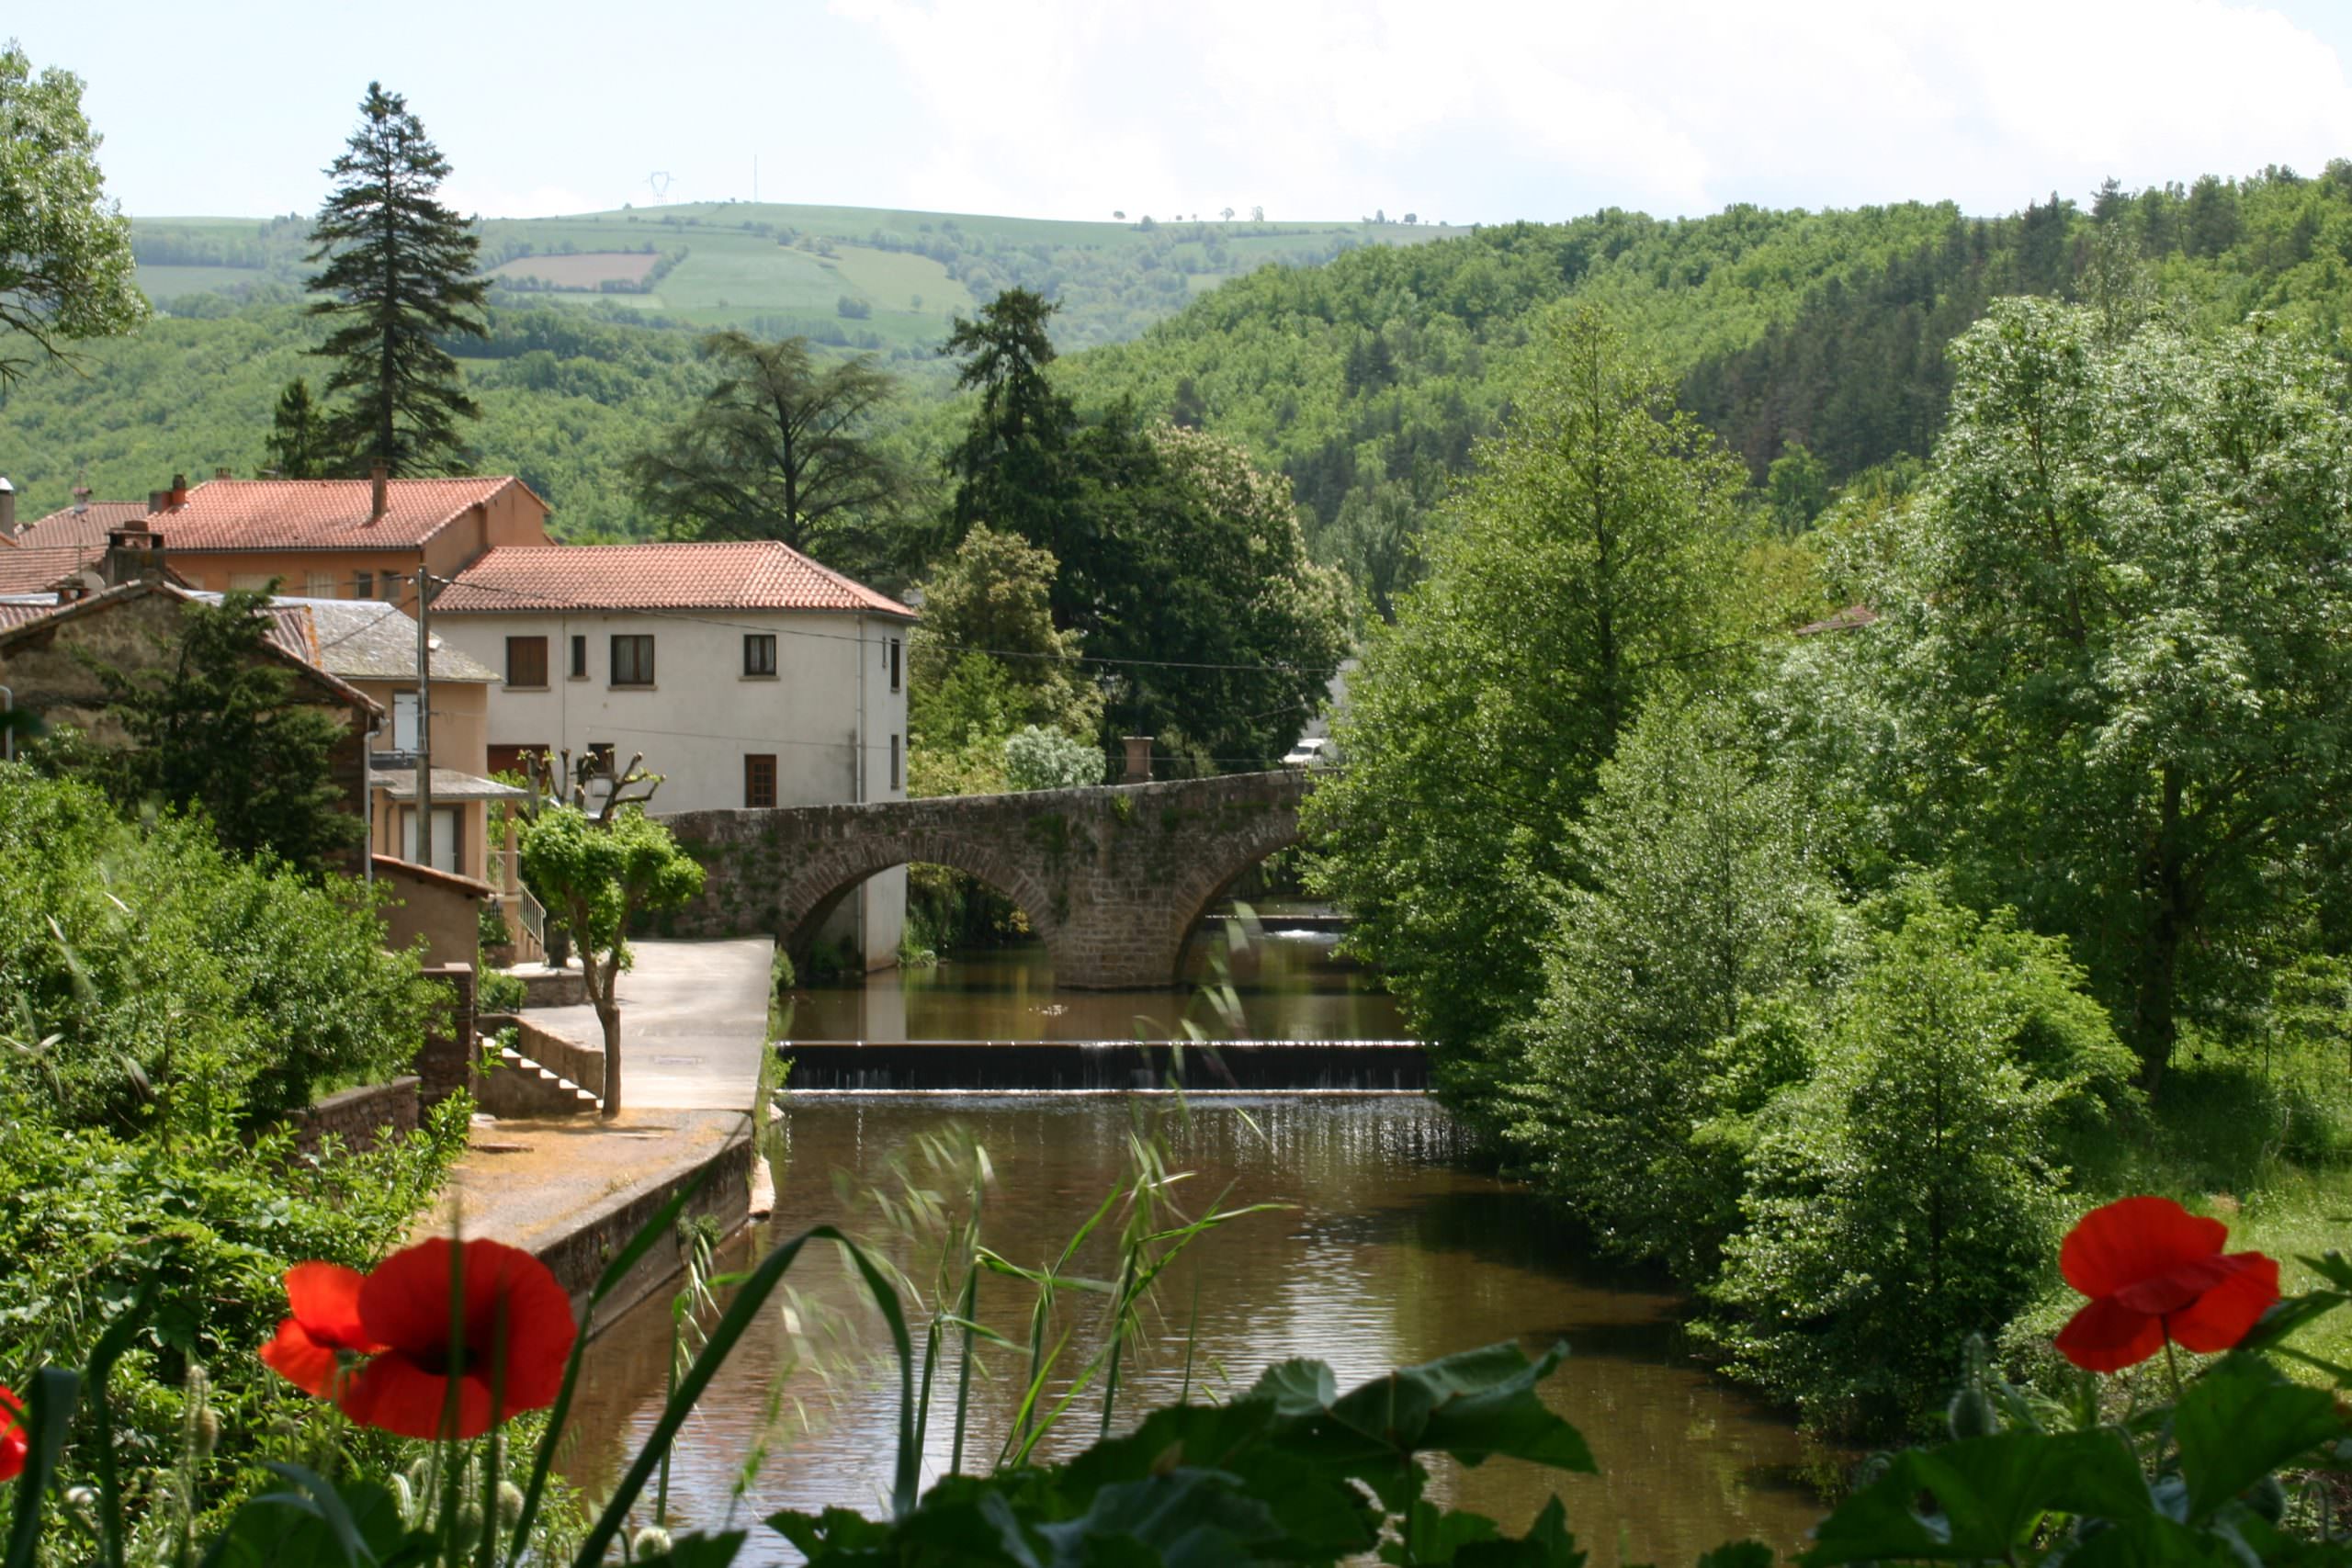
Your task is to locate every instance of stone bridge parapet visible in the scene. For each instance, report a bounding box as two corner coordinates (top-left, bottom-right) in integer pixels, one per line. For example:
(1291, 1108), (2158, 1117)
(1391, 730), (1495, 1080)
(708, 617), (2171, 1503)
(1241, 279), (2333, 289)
(653, 771), (1309, 989)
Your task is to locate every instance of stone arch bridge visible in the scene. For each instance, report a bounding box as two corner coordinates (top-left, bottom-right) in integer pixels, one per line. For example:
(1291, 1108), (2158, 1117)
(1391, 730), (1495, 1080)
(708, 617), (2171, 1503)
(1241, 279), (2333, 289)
(653, 771), (1309, 989)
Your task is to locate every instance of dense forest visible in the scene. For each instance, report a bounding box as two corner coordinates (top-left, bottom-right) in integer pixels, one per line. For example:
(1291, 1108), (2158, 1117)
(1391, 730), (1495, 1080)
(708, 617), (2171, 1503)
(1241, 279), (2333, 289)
(3, 170), (2347, 570)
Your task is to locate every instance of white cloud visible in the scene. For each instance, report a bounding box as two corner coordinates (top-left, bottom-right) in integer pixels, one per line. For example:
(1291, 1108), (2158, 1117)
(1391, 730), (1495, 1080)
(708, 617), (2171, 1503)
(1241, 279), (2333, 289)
(830, 0), (2352, 220)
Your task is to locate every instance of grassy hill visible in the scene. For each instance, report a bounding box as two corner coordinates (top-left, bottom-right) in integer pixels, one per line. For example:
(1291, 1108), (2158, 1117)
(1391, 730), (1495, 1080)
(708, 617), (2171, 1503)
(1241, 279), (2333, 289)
(13, 171), (2346, 575)
(127, 201), (1468, 354)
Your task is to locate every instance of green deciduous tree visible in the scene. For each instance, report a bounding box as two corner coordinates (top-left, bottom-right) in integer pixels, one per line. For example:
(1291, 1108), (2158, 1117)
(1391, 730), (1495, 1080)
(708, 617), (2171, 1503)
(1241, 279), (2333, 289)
(306, 82), (488, 475)
(1858, 299), (2352, 1089)
(1703, 888), (2136, 1429)
(517, 803), (704, 1119)
(0, 43), (146, 385)
(1504, 694), (1848, 1278)
(1306, 307), (1747, 1092)
(264, 376), (333, 478)
(627, 330), (906, 572)
(83, 589), (361, 874)
(909, 523), (1102, 755)
(1002, 724), (1102, 791)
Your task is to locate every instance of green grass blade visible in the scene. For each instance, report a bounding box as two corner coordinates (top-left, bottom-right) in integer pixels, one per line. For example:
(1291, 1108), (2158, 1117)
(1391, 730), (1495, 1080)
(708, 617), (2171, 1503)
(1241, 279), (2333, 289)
(508, 1164), (715, 1562)
(84, 1279), (155, 1568)
(4, 1369), (81, 1568)
(570, 1224), (915, 1567)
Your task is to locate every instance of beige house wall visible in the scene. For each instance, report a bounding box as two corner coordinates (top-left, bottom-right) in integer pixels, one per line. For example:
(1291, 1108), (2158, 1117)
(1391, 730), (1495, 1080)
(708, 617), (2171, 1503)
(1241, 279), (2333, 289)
(433, 604), (911, 965)
(373, 856), (489, 969)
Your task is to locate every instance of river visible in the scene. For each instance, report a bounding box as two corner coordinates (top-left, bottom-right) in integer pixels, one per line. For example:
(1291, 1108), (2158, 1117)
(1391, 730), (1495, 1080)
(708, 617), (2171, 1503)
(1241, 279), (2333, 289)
(561, 921), (1834, 1563)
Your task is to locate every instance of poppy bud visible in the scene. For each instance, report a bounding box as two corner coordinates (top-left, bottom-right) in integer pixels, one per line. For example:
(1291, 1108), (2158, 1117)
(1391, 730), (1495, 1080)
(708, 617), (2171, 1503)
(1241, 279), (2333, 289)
(389, 1472), (415, 1524)
(194, 1406), (220, 1460)
(455, 1504), (485, 1552)
(1948, 1384), (1996, 1440)
(497, 1481), (525, 1529)
(634, 1526), (673, 1557)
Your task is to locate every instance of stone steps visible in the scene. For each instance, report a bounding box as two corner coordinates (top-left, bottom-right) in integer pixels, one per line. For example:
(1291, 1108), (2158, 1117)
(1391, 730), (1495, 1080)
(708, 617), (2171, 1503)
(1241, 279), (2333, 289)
(474, 1043), (601, 1117)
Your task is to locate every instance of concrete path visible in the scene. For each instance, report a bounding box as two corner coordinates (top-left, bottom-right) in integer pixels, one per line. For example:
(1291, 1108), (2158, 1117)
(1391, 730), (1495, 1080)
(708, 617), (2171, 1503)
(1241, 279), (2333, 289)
(528, 936), (776, 1111)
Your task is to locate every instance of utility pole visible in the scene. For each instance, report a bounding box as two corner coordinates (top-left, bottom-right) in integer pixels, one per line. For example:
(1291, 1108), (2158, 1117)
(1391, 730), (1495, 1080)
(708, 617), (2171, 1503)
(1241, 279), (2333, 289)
(415, 567), (435, 870)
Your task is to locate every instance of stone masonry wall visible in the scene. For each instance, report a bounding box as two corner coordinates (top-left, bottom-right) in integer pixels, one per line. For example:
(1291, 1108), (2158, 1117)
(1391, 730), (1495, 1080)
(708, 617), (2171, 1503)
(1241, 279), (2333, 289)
(289, 1077), (421, 1156)
(654, 772), (1307, 989)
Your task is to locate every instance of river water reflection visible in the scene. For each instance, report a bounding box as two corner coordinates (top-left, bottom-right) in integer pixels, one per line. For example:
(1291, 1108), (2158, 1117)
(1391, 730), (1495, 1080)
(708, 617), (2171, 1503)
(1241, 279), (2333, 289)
(782, 915), (1409, 1043)
(564, 1096), (1834, 1563)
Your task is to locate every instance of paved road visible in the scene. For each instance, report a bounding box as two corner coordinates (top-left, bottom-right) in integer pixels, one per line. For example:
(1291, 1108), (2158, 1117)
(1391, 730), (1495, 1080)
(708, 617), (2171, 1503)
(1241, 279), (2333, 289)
(529, 936), (775, 1111)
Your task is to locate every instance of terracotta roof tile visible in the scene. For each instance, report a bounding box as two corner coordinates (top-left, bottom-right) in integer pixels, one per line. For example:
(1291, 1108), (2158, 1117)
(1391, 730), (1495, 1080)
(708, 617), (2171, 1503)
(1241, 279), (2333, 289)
(434, 542), (915, 619)
(16, 503), (150, 552)
(144, 477), (538, 553)
(0, 547), (103, 596)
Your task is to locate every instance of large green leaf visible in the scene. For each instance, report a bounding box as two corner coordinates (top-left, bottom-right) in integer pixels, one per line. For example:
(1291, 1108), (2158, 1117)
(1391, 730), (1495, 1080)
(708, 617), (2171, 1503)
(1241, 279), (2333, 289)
(2173, 1358), (2349, 1524)
(1453, 1498), (1589, 1567)
(1804, 1430), (2147, 1563)
(1300, 1342), (1595, 1475)
(1035, 1471), (1284, 1568)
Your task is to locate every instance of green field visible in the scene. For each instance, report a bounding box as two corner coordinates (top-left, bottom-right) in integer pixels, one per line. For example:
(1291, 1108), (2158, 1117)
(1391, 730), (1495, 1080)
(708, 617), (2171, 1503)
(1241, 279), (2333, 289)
(128, 201), (1467, 349)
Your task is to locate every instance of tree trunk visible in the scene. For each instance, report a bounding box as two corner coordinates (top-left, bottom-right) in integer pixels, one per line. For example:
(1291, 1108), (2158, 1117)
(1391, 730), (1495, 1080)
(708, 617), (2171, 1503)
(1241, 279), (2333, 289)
(2132, 768), (2191, 1099)
(599, 998), (623, 1119)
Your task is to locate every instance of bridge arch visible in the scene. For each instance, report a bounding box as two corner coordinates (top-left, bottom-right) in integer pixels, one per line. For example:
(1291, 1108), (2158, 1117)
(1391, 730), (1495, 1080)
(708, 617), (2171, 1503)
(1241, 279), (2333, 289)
(771, 830), (1069, 976)
(655, 772), (1311, 989)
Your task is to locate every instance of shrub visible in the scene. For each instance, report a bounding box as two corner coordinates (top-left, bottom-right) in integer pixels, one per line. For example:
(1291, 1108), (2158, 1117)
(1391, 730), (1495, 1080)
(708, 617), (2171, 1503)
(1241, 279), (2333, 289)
(1001, 724), (1102, 791)
(0, 766), (438, 1127)
(1702, 888), (2138, 1430)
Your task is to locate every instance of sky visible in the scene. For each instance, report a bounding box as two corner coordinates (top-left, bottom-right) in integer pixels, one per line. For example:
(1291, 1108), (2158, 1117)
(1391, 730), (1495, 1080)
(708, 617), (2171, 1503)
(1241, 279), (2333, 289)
(22, 0), (2352, 226)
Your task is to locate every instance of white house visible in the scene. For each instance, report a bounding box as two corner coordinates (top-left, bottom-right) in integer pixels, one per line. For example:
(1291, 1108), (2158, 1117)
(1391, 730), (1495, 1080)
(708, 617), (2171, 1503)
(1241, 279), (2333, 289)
(430, 540), (915, 967)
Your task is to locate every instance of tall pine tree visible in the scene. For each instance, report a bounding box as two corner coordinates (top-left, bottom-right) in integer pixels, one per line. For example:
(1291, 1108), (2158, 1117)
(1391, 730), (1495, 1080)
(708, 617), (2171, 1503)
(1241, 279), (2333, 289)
(306, 83), (486, 476)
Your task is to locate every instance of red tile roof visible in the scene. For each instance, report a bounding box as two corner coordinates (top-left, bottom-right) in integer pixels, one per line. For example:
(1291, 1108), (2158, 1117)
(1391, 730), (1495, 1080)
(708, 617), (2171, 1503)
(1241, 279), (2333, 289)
(434, 542), (916, 619)
(16, 502), (150, 552)
(143, 477), (541, 553)
(0, 547), (104, 596)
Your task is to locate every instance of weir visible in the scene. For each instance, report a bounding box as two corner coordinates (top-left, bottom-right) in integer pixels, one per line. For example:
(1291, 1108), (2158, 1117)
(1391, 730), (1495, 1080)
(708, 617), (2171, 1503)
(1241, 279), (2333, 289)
(777, 1037), (1426, 1092)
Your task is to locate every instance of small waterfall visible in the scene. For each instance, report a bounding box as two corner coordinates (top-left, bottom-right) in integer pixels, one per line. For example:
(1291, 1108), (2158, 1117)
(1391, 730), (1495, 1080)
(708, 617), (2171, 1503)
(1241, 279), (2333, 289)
(777, 1039), (1427, 1092)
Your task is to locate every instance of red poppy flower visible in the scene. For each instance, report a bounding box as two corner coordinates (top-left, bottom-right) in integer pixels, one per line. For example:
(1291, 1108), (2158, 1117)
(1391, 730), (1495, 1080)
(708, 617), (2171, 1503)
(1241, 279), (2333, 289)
(259, 1262), (385, 1398)
(334, 1238), (577, 1441)
(0, 1383), (25, 1483)
(2054, 1195), (2279, 1372)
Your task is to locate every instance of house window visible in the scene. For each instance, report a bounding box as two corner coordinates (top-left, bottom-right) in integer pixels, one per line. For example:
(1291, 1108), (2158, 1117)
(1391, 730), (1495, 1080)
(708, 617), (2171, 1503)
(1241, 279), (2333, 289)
(391, 691), (421, 753)
(889, 637), (901, 693)
(744, 753), (777, 808)
(228, 573), (272, 592)
(305, 572), (337, 599)
(355, 570), (374, 600)
(744, 633), (777, 677)
(400, 807), (460, 874)
(382, 574), (401, 604)
(888, 732), (900, 791)
(570, 634), (587, 679)
(610, 635), (655, 687)
(506, 636), (548, 688)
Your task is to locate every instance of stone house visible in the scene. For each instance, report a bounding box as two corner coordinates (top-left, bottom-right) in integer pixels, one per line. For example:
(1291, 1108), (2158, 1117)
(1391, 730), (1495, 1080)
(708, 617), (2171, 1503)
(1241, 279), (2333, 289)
(0, 577), (379, 874)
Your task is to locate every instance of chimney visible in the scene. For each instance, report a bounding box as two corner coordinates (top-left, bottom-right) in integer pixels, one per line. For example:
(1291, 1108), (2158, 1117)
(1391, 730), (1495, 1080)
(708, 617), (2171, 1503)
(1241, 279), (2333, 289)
(0, 477), (13, 538)
(1122, 735), (1154, 784)
(166, 473), (189, 509)
(368, 459), (389, 523)
(71, 485), (91, 516)
(213, 466), (231, 480)
(103, 515), (164, 588)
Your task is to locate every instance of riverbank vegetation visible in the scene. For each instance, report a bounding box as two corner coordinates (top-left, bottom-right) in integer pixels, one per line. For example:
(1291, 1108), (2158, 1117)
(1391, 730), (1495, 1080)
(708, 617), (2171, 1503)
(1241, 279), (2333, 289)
(1308, 289), (2352, 1435)
(0, 766), (469, 1535)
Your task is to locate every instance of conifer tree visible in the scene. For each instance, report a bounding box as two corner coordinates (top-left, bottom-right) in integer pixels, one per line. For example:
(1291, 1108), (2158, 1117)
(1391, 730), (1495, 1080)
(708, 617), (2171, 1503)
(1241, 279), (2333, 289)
(263, 378), (332, 479)
(305, 83), (487, 475)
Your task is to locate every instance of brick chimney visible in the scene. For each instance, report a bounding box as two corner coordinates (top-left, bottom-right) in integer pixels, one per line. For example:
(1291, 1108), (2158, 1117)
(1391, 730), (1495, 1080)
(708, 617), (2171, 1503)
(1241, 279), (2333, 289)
(102, 515), (164, 588)
(1122, 735), (1154, 784)
(71, 485), (91, 516)
(0, 477), (13, 539)
(165, 473), (189, 510)
(368, 460), (389, 523)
